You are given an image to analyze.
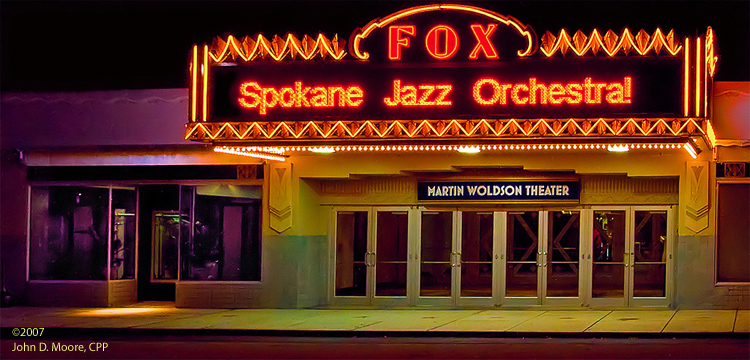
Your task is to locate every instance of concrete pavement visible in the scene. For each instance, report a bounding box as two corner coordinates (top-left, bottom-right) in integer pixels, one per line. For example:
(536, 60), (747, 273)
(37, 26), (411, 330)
(2, 303), (748, 336)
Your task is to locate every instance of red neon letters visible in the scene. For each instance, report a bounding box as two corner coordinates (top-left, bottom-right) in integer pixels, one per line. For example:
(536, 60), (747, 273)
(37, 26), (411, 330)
(238, 81), (363, 115)
(469, 24), (499, 59)
(425, 25), (459, 60)
(388, 26), (416, 60)
(237, 77), (634, 114)
(384, 80), (452, 106)
(473, 77), (632, 105)
(388, 23), (500, 60)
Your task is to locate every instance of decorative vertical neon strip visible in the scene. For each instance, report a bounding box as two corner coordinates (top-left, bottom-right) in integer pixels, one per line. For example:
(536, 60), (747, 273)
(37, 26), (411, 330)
(695, 37), (701, 117)
(704, 36), (709, 118)
(191, 45), (198, 122)
(683, 39), (689, 117)
(203, 45), (209, 122)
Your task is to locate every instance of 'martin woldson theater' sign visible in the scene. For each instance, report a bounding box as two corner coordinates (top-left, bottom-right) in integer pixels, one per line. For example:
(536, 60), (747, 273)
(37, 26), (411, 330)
(418, 180), (581, 202)
(187, 4), (715, 143)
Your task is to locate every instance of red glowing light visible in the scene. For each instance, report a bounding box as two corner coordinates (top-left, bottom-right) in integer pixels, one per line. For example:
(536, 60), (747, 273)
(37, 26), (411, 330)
(472, 77), (631, 105)
(388, 25), (416, 60)
(384, 80), (452, 106)
(469, 24), (499, 59)
(238, 81), (363, 115)
(424, 25), (459, 60)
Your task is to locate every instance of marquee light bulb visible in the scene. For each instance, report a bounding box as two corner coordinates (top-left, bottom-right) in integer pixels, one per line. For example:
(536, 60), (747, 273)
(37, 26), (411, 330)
(457, 146), (481, 153)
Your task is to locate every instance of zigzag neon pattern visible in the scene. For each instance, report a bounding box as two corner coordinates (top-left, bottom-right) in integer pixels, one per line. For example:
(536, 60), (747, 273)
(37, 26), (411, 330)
(540, 28), (681, 57)
(186, 118), (706, 141)
(208, 34), (346, 62)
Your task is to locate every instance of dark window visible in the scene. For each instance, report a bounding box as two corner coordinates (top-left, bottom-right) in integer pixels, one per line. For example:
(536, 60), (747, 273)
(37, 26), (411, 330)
(181, 185), (262, 281)
(717, 183), (750, 283)
(29, 186), (109, 280)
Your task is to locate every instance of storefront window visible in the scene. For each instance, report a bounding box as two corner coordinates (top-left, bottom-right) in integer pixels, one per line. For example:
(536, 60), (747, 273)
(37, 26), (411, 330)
(29, 186), (109, 280)
(111, 189), (136, 279)
(717, 183), (750, 283)
(181, 185), (261, 281)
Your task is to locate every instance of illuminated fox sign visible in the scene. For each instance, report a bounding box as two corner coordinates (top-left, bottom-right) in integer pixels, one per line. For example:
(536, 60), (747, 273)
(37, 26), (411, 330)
(349, 4), (538, 62)
(193, 3), (695, 131)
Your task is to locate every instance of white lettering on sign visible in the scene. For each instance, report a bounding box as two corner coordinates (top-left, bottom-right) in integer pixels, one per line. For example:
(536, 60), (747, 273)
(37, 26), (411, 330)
(524, 185), (569, 196)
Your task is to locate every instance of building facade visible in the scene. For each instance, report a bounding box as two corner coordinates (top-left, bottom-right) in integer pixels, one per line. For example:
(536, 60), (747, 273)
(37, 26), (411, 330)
(1, 4), (748, 309)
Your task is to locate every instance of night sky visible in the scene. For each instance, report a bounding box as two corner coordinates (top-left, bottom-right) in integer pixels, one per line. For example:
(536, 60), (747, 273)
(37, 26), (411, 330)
(1, 0), (748, 92)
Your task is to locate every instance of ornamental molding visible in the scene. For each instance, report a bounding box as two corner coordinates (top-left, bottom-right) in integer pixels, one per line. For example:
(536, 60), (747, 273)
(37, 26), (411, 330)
(208, 33), (347, 62)
(205, 26), (685, 63)
(540, 28), (681, 57)
(186, 118), (707, 142)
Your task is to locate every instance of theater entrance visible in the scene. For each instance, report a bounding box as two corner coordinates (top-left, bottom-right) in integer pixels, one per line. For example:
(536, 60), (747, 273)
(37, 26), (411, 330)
(329, 206), (673, 308)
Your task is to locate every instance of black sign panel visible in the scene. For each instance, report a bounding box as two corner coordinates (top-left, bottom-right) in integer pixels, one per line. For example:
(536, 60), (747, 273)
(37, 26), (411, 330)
(417, 180), (580, 202)
(209, 57), (682, 123)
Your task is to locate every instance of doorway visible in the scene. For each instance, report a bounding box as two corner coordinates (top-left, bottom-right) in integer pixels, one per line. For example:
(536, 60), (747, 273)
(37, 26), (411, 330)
(500, 210), (583, 306)
(331, 207), (411, 307)
(330, 206), (673, 308)
(137, 185), (180, 301)
(588, 206), (674, 307)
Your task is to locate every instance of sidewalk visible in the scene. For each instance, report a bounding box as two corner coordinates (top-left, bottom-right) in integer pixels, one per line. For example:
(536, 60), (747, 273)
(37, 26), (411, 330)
(1, 304), (748, 337)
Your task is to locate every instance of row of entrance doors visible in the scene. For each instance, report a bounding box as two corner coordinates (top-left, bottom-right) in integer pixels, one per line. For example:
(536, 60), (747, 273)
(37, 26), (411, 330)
(330, 206), (673, 307)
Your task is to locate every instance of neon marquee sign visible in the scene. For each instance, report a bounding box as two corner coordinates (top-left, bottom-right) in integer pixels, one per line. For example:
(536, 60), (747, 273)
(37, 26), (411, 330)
(188, 4), (716, 144)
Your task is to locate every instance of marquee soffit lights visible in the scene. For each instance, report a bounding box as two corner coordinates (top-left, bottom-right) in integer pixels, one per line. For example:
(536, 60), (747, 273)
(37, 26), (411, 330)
(186, 118), (708, 141)
(214, 142), (698, 161)
(213, 146), (288, 162)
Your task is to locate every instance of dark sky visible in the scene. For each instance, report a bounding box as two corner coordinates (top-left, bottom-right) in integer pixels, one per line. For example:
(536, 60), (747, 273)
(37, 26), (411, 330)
(1, 0), (748, 92)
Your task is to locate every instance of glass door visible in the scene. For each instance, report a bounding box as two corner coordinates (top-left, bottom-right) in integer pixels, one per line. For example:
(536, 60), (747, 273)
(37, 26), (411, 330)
(372, 209), (410, 307)
(502, 210), (583, 305)
(630, 206), (673, 307)
(587, 206), (674, 307)
(331, 207), (411, 306)
(332, 208), (371, 305)
(417, 211), (455, 306)
(456, 211), (496, 306)
(544, 210), (583, 306)
(589, 208), (629, 306)
(502, 211), (541, 305)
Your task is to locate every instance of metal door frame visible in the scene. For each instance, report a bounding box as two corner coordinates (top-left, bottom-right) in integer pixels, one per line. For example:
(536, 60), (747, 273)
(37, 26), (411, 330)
(541, 209), (585, 307)
(329, 206), (413, 307)
(628, 205), (674, 308)
(371, 207), (412, 308)
(586, 206), (632, 307)
(500, 209), (585, 306)
(500, 210), (544, 306)
(415, 208), (457, 307)
(328, 206), (373, 306)
(454, 210), (497, 307)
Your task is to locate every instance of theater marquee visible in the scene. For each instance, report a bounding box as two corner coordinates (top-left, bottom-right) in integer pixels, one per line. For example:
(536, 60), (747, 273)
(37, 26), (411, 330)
(186, 4), (716, 149)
